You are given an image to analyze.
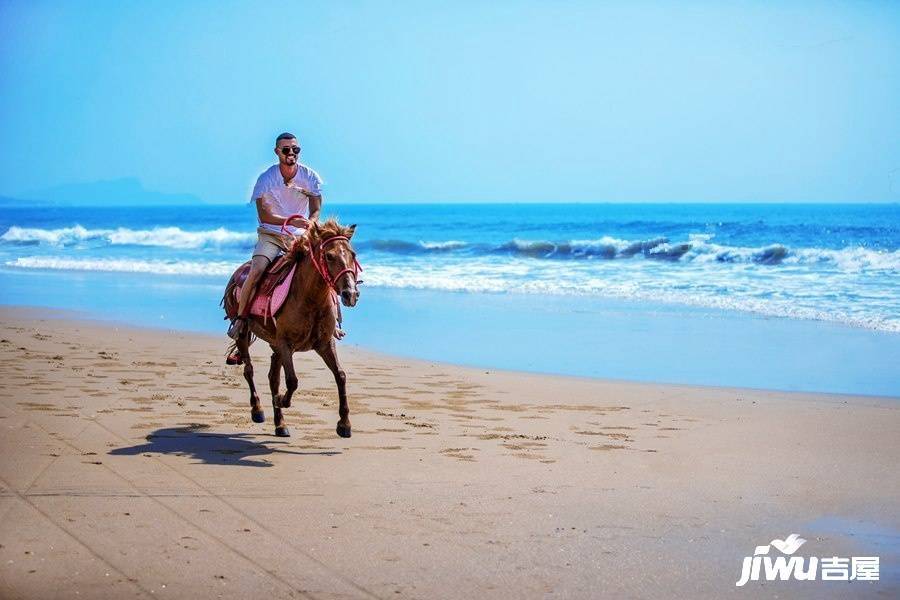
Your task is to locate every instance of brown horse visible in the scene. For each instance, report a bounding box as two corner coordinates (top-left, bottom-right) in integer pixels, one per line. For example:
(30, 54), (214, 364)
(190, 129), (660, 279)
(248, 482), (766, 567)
(222, 218), (360, 438)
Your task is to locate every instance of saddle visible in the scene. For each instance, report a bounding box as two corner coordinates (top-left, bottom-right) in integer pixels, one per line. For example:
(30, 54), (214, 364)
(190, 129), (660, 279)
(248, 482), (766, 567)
(227, 253), (298, 322)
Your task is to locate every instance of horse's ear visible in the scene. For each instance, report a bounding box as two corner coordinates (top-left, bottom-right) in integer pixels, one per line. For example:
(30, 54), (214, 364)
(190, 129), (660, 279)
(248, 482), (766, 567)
(308, 219), (319, 239)
(347, 224), (357, 239)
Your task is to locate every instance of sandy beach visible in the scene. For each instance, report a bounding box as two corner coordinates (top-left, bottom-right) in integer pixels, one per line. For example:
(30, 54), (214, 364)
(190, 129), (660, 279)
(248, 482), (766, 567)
(0, 307), (897, 599)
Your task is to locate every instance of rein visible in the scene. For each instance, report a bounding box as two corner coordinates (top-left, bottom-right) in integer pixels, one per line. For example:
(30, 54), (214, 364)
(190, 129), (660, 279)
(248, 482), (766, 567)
(281, 214), (362, 292)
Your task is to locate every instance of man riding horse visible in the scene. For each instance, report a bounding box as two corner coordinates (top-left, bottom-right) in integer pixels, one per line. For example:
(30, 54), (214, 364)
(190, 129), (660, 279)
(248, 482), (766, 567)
(226, 132), (339, 364)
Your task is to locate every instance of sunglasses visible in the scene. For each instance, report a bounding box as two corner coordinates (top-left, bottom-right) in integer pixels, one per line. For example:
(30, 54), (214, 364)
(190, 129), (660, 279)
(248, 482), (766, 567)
(280, 146), (301, 156)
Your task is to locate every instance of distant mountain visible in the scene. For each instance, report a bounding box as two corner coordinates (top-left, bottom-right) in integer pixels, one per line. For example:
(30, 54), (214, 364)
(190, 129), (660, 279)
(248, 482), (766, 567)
(12, 178), (204, 206)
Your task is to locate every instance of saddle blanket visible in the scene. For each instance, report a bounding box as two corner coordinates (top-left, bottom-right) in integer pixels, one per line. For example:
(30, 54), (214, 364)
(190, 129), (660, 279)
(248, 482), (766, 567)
(231, 261), (297, 322)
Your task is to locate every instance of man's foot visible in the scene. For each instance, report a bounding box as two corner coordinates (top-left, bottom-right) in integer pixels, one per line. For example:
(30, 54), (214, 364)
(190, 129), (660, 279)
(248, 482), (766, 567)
(225, 350), (243, 365)
(333, 327), (346, 340)
(227, 317), (247, 341)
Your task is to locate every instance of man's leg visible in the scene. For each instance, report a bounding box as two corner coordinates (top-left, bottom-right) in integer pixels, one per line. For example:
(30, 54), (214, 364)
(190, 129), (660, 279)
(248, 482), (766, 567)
(237, 255), (271, 319)
(332, 294), (345, 340)
(227, 232), (284, 364)
(226, 255), (271, 364)
(228, 255), (270, 345)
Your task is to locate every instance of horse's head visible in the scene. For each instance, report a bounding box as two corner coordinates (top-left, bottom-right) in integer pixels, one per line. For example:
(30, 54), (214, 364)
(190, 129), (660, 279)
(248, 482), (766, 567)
(306, 219), (361, 307)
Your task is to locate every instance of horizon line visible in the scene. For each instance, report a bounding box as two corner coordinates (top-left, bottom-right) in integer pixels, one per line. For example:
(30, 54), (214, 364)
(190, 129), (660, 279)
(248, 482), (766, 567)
(2, 198), (900, 207)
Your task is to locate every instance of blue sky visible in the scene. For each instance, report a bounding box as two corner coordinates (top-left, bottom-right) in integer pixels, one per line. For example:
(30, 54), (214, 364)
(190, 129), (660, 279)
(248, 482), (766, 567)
(1, 1), (898, 204)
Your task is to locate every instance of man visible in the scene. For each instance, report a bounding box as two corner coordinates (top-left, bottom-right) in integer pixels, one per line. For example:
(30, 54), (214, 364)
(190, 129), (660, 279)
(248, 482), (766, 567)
(227, 132), (324, 345)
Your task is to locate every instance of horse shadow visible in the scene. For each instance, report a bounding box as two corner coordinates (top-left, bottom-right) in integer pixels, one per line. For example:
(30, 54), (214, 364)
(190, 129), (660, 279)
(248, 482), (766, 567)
(109, 425), (341, 467)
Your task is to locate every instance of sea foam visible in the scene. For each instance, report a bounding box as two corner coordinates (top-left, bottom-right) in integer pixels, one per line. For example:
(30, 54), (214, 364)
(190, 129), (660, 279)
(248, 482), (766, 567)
(6, 256), (238, 276)
(1, 225), (255, 249)
(6, 254), (898, 332)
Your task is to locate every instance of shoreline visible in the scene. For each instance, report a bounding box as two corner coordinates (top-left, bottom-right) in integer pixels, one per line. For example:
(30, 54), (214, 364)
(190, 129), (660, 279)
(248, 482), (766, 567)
(5, 304), (899, 403)
(2, 200), (899, 398)
(3, 270), (900, 397)
(0, 307), (898, 598)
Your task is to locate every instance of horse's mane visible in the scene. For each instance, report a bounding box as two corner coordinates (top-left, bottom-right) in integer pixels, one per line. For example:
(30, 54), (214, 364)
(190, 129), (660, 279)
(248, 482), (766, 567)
(286, 218), (355, 262)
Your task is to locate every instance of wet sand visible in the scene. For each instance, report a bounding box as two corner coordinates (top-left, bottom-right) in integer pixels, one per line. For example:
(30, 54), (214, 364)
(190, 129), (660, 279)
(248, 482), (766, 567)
(0, 307), (897, 598)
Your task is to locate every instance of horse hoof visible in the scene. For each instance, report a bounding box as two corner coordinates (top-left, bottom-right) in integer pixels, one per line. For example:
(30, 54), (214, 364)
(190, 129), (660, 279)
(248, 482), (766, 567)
(336, 423), (352, 438)
(277, 394), (291, 409)
(275, 426), (291, 437)
(251, 410), (265, 424)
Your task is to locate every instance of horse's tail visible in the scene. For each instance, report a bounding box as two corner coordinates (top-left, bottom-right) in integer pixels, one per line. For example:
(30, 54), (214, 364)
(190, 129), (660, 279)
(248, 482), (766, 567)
(221, 266), (244, 319)
(224, 332), (257, 361)
(222, 274), (235, 308)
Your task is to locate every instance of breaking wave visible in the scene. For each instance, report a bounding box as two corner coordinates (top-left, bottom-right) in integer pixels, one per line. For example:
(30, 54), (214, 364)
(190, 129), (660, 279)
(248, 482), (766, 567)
(359, 239), (468, 253)
(491, 236), (900, 269)
(285, 233), (900, 270)
(5, 254), (899, 332)
(389, 236), (899, 270)
(3, 225), (898, 270)
(0, 225), (255, 249)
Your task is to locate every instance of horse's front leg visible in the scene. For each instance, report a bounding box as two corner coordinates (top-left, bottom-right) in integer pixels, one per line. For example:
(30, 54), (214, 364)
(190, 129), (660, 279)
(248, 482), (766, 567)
(316, 340), (350, 438)
(274, 341), (298, 437)
(237, 335), (264, 423)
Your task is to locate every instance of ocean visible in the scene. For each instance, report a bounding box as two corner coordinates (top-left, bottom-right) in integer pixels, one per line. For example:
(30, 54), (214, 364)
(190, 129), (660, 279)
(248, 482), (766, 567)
(1, 202), (899, 395)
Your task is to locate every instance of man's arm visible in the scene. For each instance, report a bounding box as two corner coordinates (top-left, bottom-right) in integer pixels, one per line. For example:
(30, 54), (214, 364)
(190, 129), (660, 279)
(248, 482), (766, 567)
(307, 193), (322, 222)
(255, 193), (308, 228)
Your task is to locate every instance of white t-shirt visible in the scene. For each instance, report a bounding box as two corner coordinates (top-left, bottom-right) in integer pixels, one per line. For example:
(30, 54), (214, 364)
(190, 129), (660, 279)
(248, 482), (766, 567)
(250, 163), (324, 234)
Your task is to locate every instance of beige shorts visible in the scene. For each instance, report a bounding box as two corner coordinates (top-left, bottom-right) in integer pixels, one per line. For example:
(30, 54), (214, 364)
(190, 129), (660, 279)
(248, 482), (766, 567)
(252, 227), (291, 263)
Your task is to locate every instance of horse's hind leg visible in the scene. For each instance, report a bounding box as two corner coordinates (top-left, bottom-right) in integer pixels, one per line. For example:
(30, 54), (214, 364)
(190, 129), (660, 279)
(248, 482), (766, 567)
(316, 340), (350, 438)
(268, 350), (287, 437)
(238, 336), (264, 424)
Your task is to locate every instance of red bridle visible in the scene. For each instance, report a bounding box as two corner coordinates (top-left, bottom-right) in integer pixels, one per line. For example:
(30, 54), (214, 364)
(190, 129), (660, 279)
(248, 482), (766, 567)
(282, 215), (362, 292)
(309, 234), (363, 291)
